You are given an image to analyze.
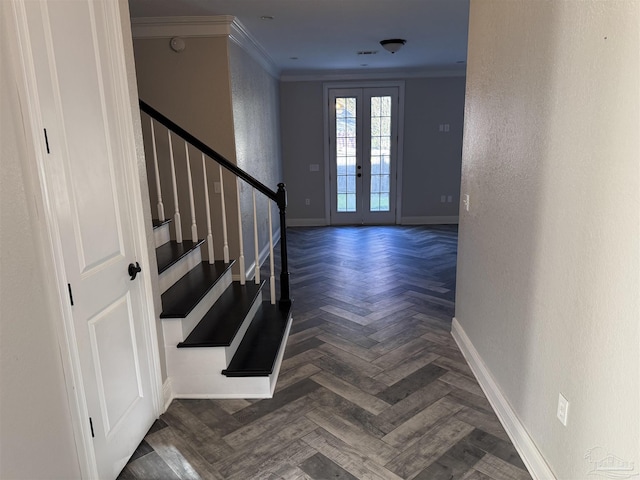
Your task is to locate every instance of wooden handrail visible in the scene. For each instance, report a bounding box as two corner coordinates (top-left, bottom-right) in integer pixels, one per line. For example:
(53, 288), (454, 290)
(139, 100), (280, 207)
(139, 99), (291, 308)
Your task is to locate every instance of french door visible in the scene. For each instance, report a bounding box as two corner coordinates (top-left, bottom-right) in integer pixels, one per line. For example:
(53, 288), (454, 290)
(329, 87), (400, 224)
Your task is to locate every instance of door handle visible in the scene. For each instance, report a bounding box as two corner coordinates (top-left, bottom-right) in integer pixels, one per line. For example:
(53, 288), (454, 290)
(128, 262), (142, 281)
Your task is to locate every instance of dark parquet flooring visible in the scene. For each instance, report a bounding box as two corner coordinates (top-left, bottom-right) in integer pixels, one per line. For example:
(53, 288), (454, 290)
(119, 225), (532, 480)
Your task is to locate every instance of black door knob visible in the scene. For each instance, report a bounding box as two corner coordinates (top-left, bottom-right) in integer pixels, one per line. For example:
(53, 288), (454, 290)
(128, 262), (142, 280)
(357, 173), (362, 177)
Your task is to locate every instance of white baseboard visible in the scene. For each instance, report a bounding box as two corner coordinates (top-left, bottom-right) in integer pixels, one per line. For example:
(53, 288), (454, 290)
(162, 377), (174, 411)
(287, 218), (328, 227)
(401, 215), (459, 225)
(451, 318), (556, 480)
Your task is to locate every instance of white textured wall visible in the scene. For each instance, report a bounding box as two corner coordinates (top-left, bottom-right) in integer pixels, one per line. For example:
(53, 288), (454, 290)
(229, 41), (283, 267)
(0, 4), (81, 478)
(456, 1), (639, 478)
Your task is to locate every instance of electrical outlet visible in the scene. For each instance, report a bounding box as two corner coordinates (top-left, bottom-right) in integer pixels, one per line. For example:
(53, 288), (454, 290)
(447, 195), (453, 203)
(444, 124), (450, 132)
(214, 182), (221, 194)
(463, 194), (470, 211)
(557, 393), (569, 426)
(305, 198), (310, 206)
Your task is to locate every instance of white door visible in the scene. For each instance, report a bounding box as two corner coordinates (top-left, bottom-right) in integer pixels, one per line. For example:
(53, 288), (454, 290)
(329, 87), (400, 225)
(20, 1), (158, 478)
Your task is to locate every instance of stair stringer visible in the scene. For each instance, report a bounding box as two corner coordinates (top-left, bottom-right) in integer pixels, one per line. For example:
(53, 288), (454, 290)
(166, 314), (293, 399)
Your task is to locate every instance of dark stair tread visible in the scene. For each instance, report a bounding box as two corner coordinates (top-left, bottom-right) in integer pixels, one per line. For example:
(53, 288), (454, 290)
(152, 218), (172, 229)
(156, 239), (205, 274)
(160, 261), (234, 318)
(177, 282), (264, 348)
(222, 302), (292, 377)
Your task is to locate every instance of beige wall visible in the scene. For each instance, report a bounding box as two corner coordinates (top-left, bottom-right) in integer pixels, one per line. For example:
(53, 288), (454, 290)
(133, 35), (242, 279)
(456, 1), (639, 478)
(0, 4), (81, 478)
(280, 77), (466, 224)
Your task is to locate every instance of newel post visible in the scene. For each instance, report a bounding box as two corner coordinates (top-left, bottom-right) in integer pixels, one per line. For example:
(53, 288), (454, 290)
(276, 183), (292, 309)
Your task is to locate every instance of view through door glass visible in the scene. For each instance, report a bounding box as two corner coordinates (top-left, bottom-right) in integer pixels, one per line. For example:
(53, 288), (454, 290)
(330, 87), (398, 224)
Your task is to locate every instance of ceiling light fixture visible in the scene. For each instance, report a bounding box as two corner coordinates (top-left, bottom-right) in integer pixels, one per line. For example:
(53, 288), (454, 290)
(380, 39), (406, 54)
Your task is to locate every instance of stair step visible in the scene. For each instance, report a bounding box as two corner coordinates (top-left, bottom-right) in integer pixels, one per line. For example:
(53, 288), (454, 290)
(156, 239), (205, 274)
(222, 302), (292, 377)
(177, 282), (264, 348)
(152, 218), (171, 229)
(161, 261), (233, 318)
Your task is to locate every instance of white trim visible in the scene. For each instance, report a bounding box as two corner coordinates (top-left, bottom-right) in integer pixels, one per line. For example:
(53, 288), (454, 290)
(282, 68), (466, 82)
(322, 81), (406, 226)
(451, 318), (557, 480)
(130, 15), (234, 39)
(108, 0), (164, 421)
(229, 19), (279, 78)
(130, 16), (280, 78)
(162, 378), (175, 411)
(287, 218), (329, 227)
(401, 215), (459, 225)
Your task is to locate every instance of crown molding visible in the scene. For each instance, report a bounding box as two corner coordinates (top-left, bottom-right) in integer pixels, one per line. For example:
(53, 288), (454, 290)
(280, 67), (466, 82)
(130, 15), (235, 39)
(229, 19), (280, 78)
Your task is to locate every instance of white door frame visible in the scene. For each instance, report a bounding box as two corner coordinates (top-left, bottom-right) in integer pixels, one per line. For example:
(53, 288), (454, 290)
(323, 80), (405, 225)
(6, 1), (163, 477)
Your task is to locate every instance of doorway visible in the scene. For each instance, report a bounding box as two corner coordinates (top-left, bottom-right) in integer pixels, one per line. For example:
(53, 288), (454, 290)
(326, 84), (404, 225)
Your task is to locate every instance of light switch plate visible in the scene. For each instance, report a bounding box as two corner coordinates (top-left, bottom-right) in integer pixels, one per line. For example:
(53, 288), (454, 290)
(557, 393), (569, 426)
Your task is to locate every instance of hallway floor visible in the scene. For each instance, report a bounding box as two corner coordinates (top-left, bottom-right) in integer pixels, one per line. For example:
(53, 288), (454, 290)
(119, 225), (532, 480)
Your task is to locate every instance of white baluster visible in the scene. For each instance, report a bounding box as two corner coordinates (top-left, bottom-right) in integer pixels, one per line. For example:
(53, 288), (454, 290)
(167, 131), (182, 243)
(219, 165), (230, 264)
(268, 203), (276, 305)
(202, 153), (214, 264)
(184, 141), (198, 243)
(149, 118), (165, 221)
(236, 177), (245, 285)
(252, 189), (260, 285)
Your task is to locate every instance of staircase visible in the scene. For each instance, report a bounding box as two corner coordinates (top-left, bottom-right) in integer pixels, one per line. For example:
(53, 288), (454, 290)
(142, 101), (293, 399)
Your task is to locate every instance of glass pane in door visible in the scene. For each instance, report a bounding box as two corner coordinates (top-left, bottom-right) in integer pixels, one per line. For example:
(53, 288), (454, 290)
(369, 96), (391, 212)
(336, 97), (357, 212)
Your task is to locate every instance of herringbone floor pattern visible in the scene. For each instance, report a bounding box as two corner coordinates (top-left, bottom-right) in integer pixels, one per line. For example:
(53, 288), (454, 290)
(119, 226), (532, 480)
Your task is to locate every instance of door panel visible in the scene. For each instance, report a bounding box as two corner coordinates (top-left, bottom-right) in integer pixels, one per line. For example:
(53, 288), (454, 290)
(329, 87), (399, 225)
(23, 1), (157, 477)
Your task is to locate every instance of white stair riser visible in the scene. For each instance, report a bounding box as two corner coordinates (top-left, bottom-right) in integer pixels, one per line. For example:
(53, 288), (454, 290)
(161, 269), (233, 345)
(154, 222), (171, 248)
(165, 347), (271, 397)
(224, 298), (262, 364)
(164, 315), (293, 399)
(159, 247), (202, 294)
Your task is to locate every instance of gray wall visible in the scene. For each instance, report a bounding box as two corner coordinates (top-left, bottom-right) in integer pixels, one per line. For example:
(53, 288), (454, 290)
(402, 77), (465, 220)
(280, 77), (465, 224)
(456, 0), (639, 478)
(0, 5), (82, 477)
(229, 41), (283, 272)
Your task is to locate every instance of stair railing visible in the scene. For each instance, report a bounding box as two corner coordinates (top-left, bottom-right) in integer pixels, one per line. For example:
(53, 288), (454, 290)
(139, 100), (291, 309)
